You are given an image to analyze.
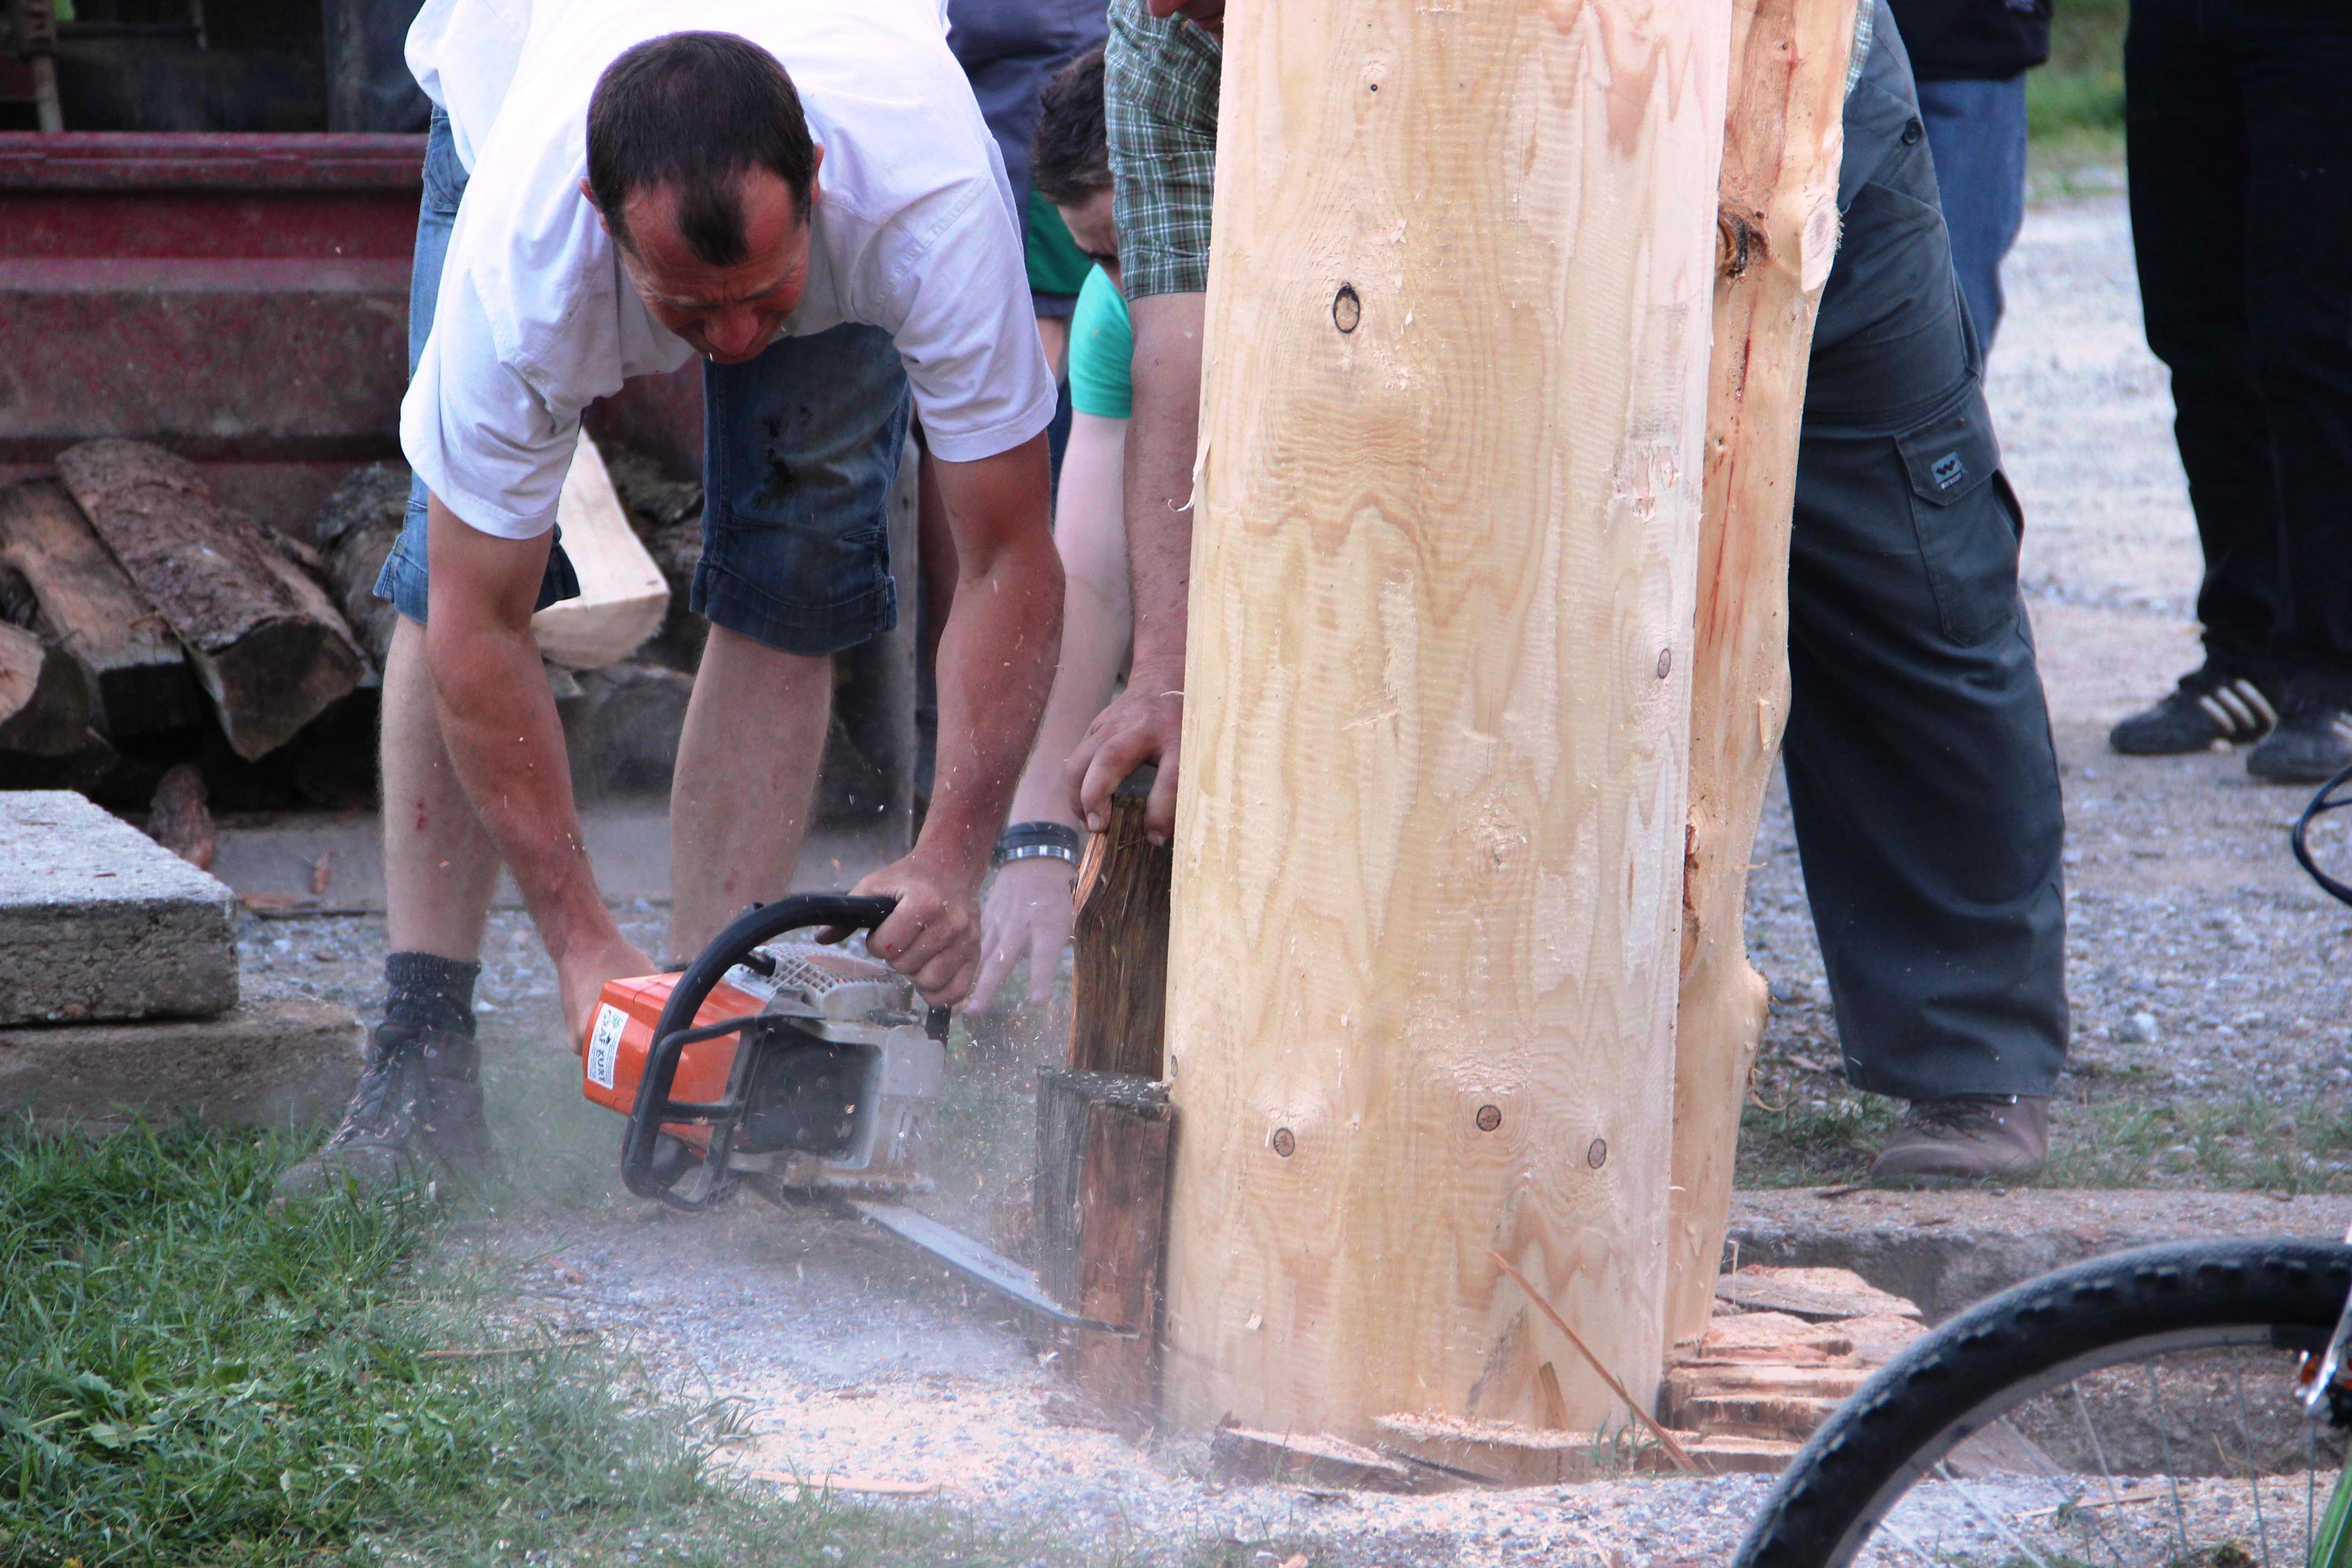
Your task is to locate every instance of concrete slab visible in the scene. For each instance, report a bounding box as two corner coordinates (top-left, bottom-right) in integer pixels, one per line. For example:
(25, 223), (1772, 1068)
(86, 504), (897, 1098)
(1730, 1187), (2344, 1323)
(0, 977), (362, 1130)
(0, 789), (237, 1024)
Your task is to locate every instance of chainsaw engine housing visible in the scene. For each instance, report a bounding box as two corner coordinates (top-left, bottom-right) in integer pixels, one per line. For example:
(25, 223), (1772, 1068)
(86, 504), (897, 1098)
(584, 936), (943, 1206)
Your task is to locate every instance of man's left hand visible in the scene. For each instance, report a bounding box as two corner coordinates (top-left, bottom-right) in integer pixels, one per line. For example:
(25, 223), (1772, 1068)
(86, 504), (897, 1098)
(843, 850), (985, 1006)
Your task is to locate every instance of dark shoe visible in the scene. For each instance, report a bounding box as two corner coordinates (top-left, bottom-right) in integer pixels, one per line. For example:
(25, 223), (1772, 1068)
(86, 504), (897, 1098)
(274, 1020), (495, 1200)
(1869, 1094), (2048, 1185)
(2246, 692), (2352, 784)
(2109, 665), (2277, 755)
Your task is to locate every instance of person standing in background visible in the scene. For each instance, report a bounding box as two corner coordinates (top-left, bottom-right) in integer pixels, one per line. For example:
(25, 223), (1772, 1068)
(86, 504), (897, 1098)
(946, 0), (1110, 380)
(2105, 1), (2352, 782)
(1885, 0), (2053, 351)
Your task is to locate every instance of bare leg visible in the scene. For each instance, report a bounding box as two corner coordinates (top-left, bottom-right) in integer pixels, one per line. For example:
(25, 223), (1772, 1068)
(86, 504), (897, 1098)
(381, 614), (500, 960)
(666, 624), (833, 958)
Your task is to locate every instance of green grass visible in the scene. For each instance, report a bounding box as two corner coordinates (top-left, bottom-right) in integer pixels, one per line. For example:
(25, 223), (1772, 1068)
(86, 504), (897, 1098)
(1739, 1089), (2352, 1193)
(2024, 0), (2128, 193)
(2029, 0), (2127, 140)
(0, 1123), (1089, 1568)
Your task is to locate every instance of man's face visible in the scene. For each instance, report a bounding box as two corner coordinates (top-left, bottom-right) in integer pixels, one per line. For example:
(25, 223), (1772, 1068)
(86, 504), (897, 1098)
(1145, 0), (1223, 32)
(593, 161), (819, 365)
(1057, 187), (1119, 290)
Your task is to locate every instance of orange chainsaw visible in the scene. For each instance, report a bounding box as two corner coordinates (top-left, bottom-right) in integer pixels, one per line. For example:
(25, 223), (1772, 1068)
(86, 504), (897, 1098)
(578, 892), (1121, 1330)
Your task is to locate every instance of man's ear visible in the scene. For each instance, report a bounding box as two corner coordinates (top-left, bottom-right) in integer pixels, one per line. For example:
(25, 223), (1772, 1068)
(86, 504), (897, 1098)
(808, 142), (824, 209)
(578, 176), (612, 235)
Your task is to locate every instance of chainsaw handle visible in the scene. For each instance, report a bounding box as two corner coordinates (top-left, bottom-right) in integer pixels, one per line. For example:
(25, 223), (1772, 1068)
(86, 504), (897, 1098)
(623, 892), (902, 1210)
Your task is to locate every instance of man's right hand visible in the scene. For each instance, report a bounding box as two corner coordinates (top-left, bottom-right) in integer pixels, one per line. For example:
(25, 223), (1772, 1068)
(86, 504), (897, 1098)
(1066, 655), (1185, 844)
(558, 933), (657, 1050)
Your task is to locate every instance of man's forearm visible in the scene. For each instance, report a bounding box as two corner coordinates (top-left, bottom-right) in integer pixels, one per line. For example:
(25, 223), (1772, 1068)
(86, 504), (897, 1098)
(422, 499), (621, 970)
(1124, 292), (1207, 674)
(923, 447), (1066, 878)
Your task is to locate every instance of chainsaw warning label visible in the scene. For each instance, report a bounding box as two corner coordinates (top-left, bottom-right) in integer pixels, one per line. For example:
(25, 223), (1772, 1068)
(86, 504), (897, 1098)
(586, 1004), (626, 1092)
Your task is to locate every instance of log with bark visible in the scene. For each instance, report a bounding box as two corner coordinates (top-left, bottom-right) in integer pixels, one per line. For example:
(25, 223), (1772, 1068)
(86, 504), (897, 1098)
(0, 618), (94, 755)
(0, 478), (203, 736)
(55, 440), (368, 761)
(313, 463), (409, 666)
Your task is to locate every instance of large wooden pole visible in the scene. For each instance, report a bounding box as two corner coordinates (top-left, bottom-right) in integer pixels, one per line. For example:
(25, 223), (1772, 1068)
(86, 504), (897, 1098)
(1160, 0), (1732, 1438)
(1665, 0), (1857, 1348)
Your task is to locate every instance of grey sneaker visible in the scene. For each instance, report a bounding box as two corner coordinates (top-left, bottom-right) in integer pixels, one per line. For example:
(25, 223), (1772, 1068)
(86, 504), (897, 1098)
(274, 1020), (495, 1200)
(2246, 693), (2352, 784)
(1869, 1094), (2048, 1186)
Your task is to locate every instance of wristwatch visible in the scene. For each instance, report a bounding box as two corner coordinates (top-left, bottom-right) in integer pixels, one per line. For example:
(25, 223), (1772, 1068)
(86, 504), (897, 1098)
(993, 820), (1082, 869)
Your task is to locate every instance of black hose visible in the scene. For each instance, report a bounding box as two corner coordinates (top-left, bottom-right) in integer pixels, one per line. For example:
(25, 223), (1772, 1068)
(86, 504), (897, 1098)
(2291, 760), (2352, 910)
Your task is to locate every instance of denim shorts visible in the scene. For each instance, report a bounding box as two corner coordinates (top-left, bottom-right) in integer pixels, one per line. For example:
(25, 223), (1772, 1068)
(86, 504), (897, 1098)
(375, 111), (913, 657)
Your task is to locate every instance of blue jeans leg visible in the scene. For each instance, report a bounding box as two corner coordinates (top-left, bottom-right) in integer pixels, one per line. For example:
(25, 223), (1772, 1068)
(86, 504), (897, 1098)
(374, 107), (578, 622)
(1914, 74), (2027, 352)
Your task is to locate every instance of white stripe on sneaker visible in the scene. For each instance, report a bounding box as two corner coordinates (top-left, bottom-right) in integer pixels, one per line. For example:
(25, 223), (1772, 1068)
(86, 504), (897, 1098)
(2233, 679), (2278, 728)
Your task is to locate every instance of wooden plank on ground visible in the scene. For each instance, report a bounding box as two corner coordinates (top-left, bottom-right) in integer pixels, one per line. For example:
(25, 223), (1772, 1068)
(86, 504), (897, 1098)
(1209, 1424), (1421, 1493)
(1713, 1266), (1921, 1323)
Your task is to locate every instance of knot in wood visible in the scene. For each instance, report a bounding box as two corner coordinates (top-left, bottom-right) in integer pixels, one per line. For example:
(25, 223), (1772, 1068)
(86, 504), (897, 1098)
(1716, 209), (1764, 279)
(1475, 1104), (1502, 1132)
(1331, 284), (1362, 334)
(1586, 1137), (1608, 1169)
(1271, 1127), (1297, 1157)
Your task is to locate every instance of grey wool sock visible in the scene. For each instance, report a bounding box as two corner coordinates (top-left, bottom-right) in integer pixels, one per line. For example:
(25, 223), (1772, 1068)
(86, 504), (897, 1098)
(382, 951), (481, 1038)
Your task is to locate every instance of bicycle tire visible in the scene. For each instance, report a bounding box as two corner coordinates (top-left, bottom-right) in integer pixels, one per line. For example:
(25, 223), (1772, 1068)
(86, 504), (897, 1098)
(1734, 1238), (2352, 1568)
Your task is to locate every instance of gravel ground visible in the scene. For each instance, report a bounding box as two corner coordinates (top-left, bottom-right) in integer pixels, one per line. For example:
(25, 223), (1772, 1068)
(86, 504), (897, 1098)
(233, 189), (2352, 1562)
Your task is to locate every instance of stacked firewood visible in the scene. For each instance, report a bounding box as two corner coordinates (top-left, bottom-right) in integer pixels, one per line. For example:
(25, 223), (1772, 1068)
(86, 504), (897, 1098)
(0, 434), (682, 849)
(0, 441), (368, 813)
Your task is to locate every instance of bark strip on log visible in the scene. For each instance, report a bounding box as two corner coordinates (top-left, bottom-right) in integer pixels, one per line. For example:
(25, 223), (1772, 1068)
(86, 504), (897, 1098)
(1666, 0), (1860, 1348)
(0, 478), (201, 737)
(1067, 769), (1171, 1078)
(55, 441), (366, 761)
(1034, 1068), (1172, 1426)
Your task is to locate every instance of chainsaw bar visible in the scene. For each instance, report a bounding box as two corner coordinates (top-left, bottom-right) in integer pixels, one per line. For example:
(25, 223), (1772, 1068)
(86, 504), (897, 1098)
(838, 1198), (1137, 1337)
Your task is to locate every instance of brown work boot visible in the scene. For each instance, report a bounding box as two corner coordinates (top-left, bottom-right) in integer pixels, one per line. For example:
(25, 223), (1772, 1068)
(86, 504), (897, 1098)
(1868, 1094), (2048, 1186)
(274, 1020), (495, 1200)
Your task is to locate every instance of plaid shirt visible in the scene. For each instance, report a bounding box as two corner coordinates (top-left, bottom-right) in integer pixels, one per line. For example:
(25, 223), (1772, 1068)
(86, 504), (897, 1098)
(1103, 0), (1220, 300)
(1102, 0), (1875, 301)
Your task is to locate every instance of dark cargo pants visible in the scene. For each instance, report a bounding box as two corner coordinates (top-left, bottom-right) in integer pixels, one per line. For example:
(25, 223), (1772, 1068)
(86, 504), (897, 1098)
(1786, 5), (2069, 1102)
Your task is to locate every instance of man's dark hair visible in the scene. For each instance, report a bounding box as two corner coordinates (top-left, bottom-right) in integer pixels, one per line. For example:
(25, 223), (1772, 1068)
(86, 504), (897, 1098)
(1029, 46), (1108, 208)
(586, 31), (816, 267)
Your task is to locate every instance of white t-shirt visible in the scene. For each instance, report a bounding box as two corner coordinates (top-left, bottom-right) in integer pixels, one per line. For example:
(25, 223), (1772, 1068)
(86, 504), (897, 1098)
(400, 0), (1054, 539)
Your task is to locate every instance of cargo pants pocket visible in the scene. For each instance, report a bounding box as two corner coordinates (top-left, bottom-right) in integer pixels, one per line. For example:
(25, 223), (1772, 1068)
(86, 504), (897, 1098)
(1897, 397), (2020, 646)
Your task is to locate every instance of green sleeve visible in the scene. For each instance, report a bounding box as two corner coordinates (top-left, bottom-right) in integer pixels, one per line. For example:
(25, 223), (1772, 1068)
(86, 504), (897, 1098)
(1024, 190), (1094, 302)
(1066, 265), (1134, 421)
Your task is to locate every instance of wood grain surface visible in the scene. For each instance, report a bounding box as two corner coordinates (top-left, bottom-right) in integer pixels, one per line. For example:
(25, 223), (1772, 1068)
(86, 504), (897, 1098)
(1160, 0), (1733, 1438)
